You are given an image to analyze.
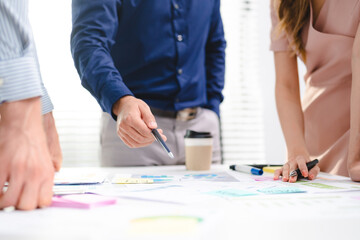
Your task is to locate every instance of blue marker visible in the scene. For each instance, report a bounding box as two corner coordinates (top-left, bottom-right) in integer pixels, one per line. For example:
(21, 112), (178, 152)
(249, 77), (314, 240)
(151, 129), (174, 159)
(230, 165), (263, 175)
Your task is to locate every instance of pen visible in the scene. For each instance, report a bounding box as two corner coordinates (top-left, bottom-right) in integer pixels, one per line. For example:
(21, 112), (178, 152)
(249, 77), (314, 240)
(229, 165), (263, 175)
(249, 164), (282, 168)
(151, 129), (174, 159)
(289, 159), (319, 178)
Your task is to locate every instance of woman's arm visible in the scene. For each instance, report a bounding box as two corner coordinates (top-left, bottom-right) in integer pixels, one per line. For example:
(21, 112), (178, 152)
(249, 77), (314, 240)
(273, 52), (320, 182)
(348, 24), (360, 182)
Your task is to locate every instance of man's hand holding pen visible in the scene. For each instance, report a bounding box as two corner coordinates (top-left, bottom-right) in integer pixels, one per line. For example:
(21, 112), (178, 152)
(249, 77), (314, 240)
(112, 96), (167, 148)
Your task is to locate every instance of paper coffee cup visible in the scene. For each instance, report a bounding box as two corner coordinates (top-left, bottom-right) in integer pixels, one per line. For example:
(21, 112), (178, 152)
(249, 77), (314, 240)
(184, 130), (213, 171)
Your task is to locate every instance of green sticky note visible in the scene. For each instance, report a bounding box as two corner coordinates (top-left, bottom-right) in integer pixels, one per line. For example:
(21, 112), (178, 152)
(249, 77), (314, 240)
(301, 183), (344, 189)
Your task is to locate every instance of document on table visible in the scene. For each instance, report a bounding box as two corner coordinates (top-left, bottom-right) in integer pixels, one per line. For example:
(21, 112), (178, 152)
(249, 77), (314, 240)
(112, 172), (241, 184)
(54, 171), (108, 185)
(91, 171), (360, 205)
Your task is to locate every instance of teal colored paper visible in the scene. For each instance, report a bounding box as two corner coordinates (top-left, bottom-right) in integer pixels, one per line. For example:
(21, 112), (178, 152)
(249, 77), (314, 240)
(207, 189), (258, 197)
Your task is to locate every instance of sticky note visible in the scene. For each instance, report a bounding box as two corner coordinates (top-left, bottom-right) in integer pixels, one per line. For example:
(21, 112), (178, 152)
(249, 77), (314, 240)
(112, 178), (154, 184)
(257, 187), (306, 194)
(138, 175), (173, 182)
(54, 172), (107, 185)
(301, 183), (344, 189)
(140, 175), (173, 178)
(207, 189), (257, 197)
(263, 166), (281, 173)
(51, 194), (117, 209)
(53, 186), (86, 195)
(253, 176), (275, 181)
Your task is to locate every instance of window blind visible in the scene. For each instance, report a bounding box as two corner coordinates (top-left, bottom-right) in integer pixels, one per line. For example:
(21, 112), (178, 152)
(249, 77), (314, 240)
(220, 0), (266, 165)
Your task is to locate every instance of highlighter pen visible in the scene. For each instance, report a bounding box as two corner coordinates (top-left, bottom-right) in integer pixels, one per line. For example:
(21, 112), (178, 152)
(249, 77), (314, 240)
(151, 129), (174, 159)
(289, 159), (319, 178)
(229, 165), (263, 175)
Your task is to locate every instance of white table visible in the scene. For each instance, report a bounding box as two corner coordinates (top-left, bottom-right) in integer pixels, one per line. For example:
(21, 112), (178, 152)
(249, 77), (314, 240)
(1, 165), (359, 240)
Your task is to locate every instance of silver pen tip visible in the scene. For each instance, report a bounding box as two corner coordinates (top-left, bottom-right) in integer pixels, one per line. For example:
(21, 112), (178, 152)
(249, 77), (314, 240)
(289, 171), (297, 177)
(168, 152), (174, 159)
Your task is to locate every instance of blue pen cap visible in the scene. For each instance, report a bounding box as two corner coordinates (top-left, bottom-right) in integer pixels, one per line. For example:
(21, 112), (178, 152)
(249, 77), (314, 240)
(251, 168), (263, 175)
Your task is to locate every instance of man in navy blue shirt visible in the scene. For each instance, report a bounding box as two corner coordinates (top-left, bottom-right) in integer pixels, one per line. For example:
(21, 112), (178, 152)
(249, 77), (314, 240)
(71, 0), (226, 166)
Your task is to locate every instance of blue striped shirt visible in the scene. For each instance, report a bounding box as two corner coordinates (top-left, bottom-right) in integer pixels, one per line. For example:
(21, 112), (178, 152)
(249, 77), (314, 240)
(0, 0), (53, 114)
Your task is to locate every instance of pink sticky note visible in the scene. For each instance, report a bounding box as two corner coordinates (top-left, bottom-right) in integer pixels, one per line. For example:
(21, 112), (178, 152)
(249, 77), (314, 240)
(253, 176), (276, 181)
(51, 194), (117, 209)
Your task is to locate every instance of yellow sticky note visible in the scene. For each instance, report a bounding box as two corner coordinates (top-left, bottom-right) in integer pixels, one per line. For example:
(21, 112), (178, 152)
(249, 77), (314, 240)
(263, 166), (281, 173)
(112, 178), (154, 184)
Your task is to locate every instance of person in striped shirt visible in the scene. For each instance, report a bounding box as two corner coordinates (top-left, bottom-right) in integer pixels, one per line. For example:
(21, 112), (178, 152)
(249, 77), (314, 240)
(0, 0), (62, 210)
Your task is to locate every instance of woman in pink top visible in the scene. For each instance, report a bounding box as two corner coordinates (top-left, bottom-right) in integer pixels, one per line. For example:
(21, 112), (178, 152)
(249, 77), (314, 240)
(270, 0), (360, 182)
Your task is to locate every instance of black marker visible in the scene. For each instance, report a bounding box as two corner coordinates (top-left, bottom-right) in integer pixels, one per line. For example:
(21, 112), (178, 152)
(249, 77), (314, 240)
(289, 159), (319, 178)
(151, 129), (174, 159)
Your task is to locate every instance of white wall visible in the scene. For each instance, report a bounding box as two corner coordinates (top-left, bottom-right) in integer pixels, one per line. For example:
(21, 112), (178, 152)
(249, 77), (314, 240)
(30, 1), (102, 167)
(257, 1), (307, 164)
(258, 1), (287, 164)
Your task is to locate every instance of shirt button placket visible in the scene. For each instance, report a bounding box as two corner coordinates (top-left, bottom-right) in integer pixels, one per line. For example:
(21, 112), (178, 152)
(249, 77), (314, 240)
(177, 34), (183, 42)
(173, 0), (184, 108)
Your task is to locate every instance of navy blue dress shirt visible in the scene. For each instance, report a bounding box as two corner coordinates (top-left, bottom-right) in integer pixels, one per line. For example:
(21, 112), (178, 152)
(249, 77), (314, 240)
(71, 0), (226, 118)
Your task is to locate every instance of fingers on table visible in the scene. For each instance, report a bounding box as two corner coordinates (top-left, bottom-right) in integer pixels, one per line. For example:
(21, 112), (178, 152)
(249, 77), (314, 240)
(275, 162), (298, 183)
(38, 179), (54, 208)
(297, 157), (309, 178)
(0, 167), (54, 210)
(281, 162), (292, 182)
(0, 175), (24, 209)
(308, 165), (320, 180)
(17, 182), (40, 210)
(274, 168), (282, 180)
(0, 173), (7, 197)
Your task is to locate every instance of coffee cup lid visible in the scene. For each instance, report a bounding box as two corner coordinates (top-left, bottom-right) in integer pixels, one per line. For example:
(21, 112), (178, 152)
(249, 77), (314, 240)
(184, 129), (212, 138)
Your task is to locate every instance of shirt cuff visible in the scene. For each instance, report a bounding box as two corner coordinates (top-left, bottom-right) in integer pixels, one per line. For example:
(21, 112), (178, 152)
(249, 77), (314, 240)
(40, 83), (54, 115)
(100, 81), (133, 120)
(0, 55), (42, 104)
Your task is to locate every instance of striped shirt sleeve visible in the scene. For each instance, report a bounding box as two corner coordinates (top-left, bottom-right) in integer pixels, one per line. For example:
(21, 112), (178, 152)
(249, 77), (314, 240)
(0, 0), (53, 114)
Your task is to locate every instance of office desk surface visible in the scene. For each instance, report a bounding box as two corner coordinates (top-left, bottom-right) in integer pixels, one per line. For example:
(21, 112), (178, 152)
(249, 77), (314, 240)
(1, 165), (359, 240)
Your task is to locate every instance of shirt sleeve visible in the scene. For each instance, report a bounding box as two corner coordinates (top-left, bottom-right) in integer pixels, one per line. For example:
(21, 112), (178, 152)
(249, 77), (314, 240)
(0, 0), (53, 114)
(204, 0), (226, 117)
(71, 0), (133, 119)
(269, 0), (289, 52)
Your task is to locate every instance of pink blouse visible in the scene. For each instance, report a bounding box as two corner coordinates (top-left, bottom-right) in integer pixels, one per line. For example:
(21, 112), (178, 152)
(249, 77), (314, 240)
(270, 0), (360, 176)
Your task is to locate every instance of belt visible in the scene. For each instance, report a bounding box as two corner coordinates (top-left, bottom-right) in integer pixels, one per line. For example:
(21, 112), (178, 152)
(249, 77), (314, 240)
(150, 107), (198, 121)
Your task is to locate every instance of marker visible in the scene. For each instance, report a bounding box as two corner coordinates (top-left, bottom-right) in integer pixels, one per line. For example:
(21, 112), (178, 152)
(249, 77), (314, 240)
(229, 165), (263, 175)
(289, 159), (319, 178)
(151, 129), (174, 159)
